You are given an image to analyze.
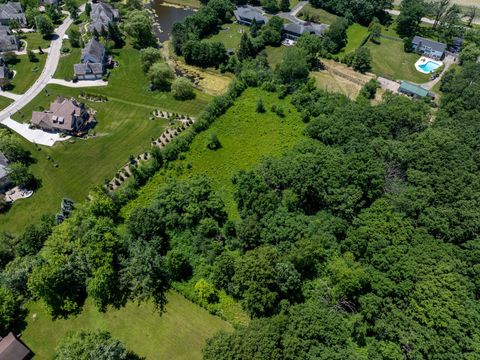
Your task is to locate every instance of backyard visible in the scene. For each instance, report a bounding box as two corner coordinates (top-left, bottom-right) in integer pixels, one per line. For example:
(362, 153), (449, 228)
(0, 45), (211, 233)
(298, 4), (339, 24)
(339, 23), (369, 55)
(22, 292), (231, 359)
(367, 37), (430, 83)
(9, 53), (47, 94)
(123, 87), (305, 219)
(206, 23), (248, 50)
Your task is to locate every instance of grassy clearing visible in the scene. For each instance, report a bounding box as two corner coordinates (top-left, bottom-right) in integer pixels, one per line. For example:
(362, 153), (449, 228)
(206, 23), (248, 50)
(22, 292), (231, 360)
(367, 37), (430, 83)
(0, 45), (211, 233)
(9, 53), (47, 94)
(164, 0), (201, 8)
(265, 45), (287, 68)
(312, 71), (362, 99)
(123, 87), (305, 218)
(54, 46), (81, 79)
(298, 4), (339, 24)
(19, 32), (51, 50)
(339, 23), (369, 55)
(0, 95), (13, 110)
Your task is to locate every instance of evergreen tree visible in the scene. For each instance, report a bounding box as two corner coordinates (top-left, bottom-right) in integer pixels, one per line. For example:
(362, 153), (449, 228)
(250, 18), (258, 38)
(280, 0), (290, 12)
(238, 33), (255, 61)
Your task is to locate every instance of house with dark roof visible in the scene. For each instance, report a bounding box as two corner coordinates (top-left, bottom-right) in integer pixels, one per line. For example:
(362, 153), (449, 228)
(74, 38), (106, 80)
(0, 151), (11, 191)
(0, 332), (32, 360)
(412, 36), (446, 60)
(31, 97), (90, 133)
(234, 6), (267, 26)
(0, 2), (26, 27)
(282, 22), (328, 40)
(88, 1), (119, 34)
(399, 81), (432, 99)
(0, 25), (18, 52)
(0, 56), (12, 84)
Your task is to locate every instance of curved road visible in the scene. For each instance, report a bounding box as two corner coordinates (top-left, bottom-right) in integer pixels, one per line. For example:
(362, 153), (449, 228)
(0, 6), (85, 146)
(0, 16), (74, 122)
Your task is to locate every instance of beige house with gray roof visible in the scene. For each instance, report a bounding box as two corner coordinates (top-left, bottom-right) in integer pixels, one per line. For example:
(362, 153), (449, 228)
(31, 97), (90, 133)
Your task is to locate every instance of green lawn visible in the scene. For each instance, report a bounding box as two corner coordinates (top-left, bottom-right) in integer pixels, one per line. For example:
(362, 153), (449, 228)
(265, 45), (287, 68)
(297, 4), (339, 24)
(0, 45), (211, 233)
(22, 292), (231, 359)
(206, 23), (248, 50)
(19, 32), (51, 50)
(367, 37), (430, 83)
(164, 0), (201, 8)
(123, 87), (305, 218)
(9, 53), (47, 94)
(54, 46), (81, 79)
(0, 95), (13, 110)
(339, 23), (369, 55)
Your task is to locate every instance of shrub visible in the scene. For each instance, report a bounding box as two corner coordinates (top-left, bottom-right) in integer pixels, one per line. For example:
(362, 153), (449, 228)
(172, 77), (195, 100)
(256, 97), (266, 113)
(206, 133), (221, 150)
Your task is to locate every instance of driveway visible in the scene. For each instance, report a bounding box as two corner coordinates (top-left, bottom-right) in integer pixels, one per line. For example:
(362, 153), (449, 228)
(277, 1), (308, 24)
(0, 5), (85, 146)
(49, 78), (109, 87)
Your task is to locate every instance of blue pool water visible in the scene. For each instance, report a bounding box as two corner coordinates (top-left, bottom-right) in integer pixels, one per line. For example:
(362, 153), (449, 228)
(418, 61), (441, 73)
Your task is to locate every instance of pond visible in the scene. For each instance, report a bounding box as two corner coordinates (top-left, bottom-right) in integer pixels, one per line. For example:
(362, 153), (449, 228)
(150, 0), (195, 42)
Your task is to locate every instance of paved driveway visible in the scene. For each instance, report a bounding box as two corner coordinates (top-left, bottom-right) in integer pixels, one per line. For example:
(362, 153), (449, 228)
(0, 4), (85, 146)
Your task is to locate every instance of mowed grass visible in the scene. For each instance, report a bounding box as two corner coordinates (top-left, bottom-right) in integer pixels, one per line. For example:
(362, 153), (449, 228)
(54, 46), (81, 79)
(265, 45), (287, 68)
(298, 4), (339, 24)
(10, 53), (47, 94)
(339, 23), (369, 55)
(367, 38), (430, 83)
(19, 32), (51, 50)
(206, 23), (248, 50)
(0, 95), (13, 110)
(164, 0), (201, 8)
(0, 45), (211, 233)
(311, 70), (361, 99)
(123, 88), (305, 218)
(22, 292), (231, 360)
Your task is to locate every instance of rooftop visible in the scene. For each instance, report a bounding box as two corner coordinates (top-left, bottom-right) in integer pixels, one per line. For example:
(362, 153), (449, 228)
(81, 38), (106, 64)
(400, 81), (430, 97)
(233, 6), (267, 23)
(0, 333), (31, 360)
(31, 97), (85, 131)
(412, 36), (447, 53)
(283, 22), (328, 37)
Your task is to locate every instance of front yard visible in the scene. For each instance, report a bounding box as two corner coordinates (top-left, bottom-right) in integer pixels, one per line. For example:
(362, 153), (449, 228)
(9, 53), (47, 94)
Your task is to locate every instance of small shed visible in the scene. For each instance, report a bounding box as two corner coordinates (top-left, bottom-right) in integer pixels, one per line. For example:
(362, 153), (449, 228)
(0, 333), (32, 360)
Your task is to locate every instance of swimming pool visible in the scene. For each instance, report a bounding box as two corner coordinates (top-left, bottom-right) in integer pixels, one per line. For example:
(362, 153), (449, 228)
(415, 57), (443, 74)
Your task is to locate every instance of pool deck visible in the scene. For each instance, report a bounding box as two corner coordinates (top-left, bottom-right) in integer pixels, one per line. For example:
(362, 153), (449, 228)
(415, 56), (443, 74)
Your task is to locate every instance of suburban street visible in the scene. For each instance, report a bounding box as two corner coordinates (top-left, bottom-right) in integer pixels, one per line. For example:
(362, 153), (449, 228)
(0, 5), (86, 146)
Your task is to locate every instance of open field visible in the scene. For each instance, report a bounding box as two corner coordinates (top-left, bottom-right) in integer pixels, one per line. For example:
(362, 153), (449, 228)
(10, 53), (47, 94)
(123, 87), (305, 218)
(367, 37), (430, 83)
(19, 32), (51, 50)
(312, 71), (361, 99)
(0, 95), (13, 110)
(22, 292), (231, 359)
(206, 23), (248, 50)
(298, 4), (339, 24)
(340, 23), (369, 55)
(0, 45), (211, 233)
